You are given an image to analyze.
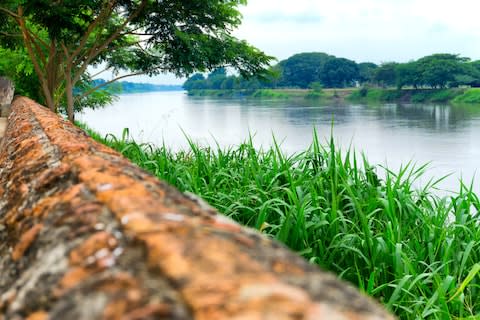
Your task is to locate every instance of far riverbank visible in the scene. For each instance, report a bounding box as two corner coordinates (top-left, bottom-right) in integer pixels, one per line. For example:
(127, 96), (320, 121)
(187, 87), (480, 104)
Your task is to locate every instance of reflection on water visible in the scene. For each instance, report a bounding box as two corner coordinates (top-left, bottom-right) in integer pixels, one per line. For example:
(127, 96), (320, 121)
(78, 91), (480, 193)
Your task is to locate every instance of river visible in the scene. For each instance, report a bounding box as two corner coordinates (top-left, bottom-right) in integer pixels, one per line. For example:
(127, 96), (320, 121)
(78, 91), (480, 194)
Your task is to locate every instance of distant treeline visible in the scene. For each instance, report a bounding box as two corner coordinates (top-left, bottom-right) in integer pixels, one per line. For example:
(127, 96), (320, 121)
(183, 52), (480, 91)
(94, 79), (183, 93)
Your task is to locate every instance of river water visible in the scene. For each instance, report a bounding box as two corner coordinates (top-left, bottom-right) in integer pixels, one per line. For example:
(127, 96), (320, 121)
(78, 91), (480, 194)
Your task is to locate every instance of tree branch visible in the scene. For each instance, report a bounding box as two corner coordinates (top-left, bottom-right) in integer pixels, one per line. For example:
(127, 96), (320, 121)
(75, 67), (163, 101)
(0, 6), (20, 18)
(27, 28), (49, 48)
(73, 0), (148, 84)
(25, 30), (47, 67)
(90, 67), (111, 79)
(0, 31), (22, 37)
(16, 6), (54, 109)
(69, 0), (117, 62)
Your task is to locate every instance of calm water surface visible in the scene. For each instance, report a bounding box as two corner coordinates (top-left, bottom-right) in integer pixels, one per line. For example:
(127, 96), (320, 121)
(78, 91), (480, 193)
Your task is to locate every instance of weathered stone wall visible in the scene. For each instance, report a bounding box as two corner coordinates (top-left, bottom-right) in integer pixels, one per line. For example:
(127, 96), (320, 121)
(0, 97), (395, 320)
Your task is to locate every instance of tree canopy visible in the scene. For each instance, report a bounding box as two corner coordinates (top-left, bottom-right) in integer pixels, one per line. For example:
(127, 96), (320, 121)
(278, 52), (333, 88)
(183, 51), (480, 93)
(320, 57), (359, 88)
(0, 0), (272, 121)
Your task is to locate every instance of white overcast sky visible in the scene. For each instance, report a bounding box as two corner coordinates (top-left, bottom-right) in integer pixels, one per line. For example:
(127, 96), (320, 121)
(133, 0), (480, 84)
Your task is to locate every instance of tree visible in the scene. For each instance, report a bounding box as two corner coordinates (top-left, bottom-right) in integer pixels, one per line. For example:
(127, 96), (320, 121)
(278, 52), (333, 88)
(0, 1), (272, 121)
(320, 57), (359, 88)
(395, 61), (421, 89)
(415, 54), (468, 88)
(221, 76), (236, 90)
(183, 73), (205, 91)
(374, 62), (398, 87)
(451, 61), (480, 87)
(206, 67), (227, 89)
(357, 62), (377, 84)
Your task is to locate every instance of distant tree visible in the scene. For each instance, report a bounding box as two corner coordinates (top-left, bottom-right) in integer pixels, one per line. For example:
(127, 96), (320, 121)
(237, 76), (261, 90)
(0, 1), (272, 121)
(471, 60), (480, 73)
(261, 65), (282, 88)
(309, 81), (323, 92)
(183, 73), (206, 91)
(374, 62), (398, 87)
(357, 62), (378, 84)
(207, 68), (227, 79)
(469, 61), (480, 87)
(320, 57), (359, 88)
(207, 67), (228, 89)
(451, 61), (480, 87)
(278, 52), (333, 88)
(416, 54), (468, 88)
(221, 76), (236, 90)
(396, 61), (421, 89)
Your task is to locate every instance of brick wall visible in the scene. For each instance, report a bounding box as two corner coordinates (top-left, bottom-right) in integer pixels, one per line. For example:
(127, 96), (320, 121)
(0, 97), (394, 319)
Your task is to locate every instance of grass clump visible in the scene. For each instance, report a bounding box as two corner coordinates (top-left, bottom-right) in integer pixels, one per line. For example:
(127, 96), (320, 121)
(251, 89), (290, 98)
(454, 88), (480, 104)
(79, 123), (480, 320)
(411, 89), (462, 103)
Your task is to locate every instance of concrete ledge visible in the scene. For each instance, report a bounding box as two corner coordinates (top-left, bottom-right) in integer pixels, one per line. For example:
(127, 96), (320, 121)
(0, 97), (394, 319)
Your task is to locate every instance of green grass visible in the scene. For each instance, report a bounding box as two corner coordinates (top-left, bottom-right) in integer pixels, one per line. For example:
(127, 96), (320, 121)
(79, 123), (480, 320)
(251, 89), (290, 98)
(348, 88), (470, 103)
(187, 88), (354, 100)
(454, 89), (480, 104)
(411, 89), (462, 103)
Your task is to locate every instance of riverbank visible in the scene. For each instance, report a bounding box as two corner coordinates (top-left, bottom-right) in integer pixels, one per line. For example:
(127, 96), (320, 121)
(349, 87), (480, 104)
(187, 88), (354, 100)
(187, 87), (480, 104)
(79, 122), (480, 320)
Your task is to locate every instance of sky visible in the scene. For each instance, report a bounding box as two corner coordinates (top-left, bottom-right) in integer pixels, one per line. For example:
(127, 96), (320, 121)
(131, 0), (480, 84)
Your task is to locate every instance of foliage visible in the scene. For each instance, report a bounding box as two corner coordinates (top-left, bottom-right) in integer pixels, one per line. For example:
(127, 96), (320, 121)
(415, 54), (469, 88)
(395, 61), (421, 89)
(183, 52), (480, 95)
(374, 62), (399, 87)
(410, 89), (462, 103)
(182, 73), (206, 91)
(386, 54), (478, 90)
(453, 89), (480, 104)
(251, 89), (289, 98)
(320, 57), (359, 88)
(81, 123), (480, 320)
(309, 81), (323, 92)
(182, 66), (275, 91)
(358, 62), (378, 84)
(277, 52), (333, 88)
(0, 46), (42, 101)
(348, 88), (467, 103)
(0, 1), (272, 121)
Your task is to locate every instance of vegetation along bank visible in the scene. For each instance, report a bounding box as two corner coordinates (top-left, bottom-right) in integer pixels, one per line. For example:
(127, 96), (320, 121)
(186, 87), (480, 104)
(80, 123), (480, 320)
(184, 52), (480, 104)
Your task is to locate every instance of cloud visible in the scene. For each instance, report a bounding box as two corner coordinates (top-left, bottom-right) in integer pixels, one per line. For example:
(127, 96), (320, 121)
(249, 12), (323, 25)
(234, 0), (480, 63)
